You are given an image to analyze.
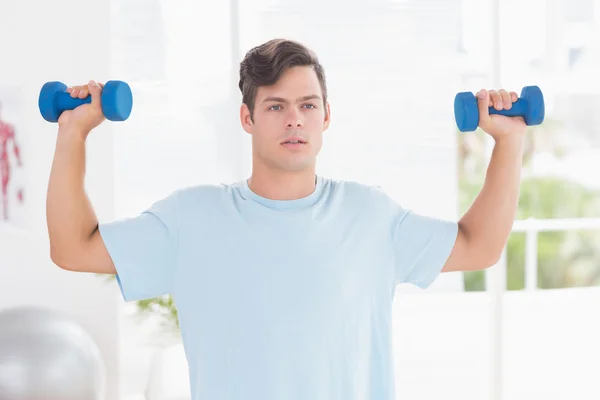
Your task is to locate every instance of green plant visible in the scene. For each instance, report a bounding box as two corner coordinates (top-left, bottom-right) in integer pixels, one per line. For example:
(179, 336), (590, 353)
(102, 275), (180, 329)
(135, 295), (180, 331)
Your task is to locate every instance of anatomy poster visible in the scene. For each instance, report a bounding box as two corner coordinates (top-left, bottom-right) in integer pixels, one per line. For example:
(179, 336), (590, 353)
(0, 86), (26, 230)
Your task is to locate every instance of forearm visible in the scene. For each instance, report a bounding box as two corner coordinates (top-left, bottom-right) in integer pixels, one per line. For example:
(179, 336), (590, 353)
(46, 128), (99, 259)
(459, 137), (524, 262)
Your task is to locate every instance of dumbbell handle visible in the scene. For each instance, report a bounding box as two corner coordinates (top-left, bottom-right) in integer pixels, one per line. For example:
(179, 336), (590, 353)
(488, 98), (528, 118)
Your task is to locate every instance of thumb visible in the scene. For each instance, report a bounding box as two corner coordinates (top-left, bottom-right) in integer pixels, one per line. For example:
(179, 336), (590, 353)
(88, 80), (103, 108)
(477, 89), (491, 129)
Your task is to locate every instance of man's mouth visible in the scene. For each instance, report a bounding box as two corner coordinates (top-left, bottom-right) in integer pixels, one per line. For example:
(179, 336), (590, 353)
(282, 139), (306, 144)
(281, 136), (307, 149)
(281, 138), (307, 150)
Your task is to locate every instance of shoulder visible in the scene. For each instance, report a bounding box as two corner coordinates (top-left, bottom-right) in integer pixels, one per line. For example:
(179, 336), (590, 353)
(173, 181), (241, 206)
(324, 177), (404, 217)
(142, 182), (240, 224)
(326, 177), (397, 205)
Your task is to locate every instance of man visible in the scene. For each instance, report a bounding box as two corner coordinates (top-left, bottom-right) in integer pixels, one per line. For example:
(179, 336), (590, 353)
(47, 39), (525, 399)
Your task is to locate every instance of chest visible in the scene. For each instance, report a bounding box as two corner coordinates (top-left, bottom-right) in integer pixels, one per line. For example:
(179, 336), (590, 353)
(173, 216), (395, 336)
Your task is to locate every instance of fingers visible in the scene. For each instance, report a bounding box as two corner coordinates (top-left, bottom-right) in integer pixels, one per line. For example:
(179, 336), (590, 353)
(476, 88), (519, 113)
(498, 89), (512, 110)
(67, 85), (85, 98)
(476, 89), (491, 127)
(78, 85), (89, 99)
(67, 82), (104, 99)
(489, 90), (502, 110)
(88, 80), (103, 108)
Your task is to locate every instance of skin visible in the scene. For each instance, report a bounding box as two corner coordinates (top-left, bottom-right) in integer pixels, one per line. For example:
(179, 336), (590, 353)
(47, 68), (525, 274)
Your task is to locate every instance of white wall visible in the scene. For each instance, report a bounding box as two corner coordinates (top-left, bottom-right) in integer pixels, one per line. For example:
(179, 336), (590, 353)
(392, 287), (600, 400)
(0, 1), (121, 399)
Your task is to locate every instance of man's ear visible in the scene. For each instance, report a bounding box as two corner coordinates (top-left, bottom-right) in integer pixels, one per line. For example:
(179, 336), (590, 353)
(323, 102), (331, 131)
(240, 103), (253, 134)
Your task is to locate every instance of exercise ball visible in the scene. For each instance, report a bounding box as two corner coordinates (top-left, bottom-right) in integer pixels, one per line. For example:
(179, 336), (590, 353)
(0, 307), (106, 400)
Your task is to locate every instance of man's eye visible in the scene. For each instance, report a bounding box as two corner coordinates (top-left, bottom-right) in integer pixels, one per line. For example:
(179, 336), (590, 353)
(303, 104), (316, 109)
(268, 105), (282, 111)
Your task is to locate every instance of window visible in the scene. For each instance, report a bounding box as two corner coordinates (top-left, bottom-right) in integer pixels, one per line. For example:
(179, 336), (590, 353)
(460, 0), (600, 292)
(563, 0), (595, 22)
(110, 1), (240, 218)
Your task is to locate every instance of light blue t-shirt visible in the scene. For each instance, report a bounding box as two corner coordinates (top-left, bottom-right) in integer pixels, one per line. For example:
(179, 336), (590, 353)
(99, 175), (458, 400)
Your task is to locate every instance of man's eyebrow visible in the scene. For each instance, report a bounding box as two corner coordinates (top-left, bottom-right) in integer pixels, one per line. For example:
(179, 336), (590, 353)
(297, 94), (322, 102)
(261, 94), (322, 103)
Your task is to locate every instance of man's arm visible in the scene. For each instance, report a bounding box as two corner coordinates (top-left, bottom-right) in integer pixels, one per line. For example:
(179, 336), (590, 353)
(442, 137), (523, 272)
(46, 82), (115, 274)
(442, 88), (526, 272)
(47, 128), (115, 273)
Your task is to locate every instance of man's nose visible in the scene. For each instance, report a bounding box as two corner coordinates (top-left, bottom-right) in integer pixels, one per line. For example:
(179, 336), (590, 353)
(285, 110), (303, 128)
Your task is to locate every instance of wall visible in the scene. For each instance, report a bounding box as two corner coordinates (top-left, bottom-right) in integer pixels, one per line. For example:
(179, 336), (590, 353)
(392, 287), (600, 400)
(0, 1), (121, 399)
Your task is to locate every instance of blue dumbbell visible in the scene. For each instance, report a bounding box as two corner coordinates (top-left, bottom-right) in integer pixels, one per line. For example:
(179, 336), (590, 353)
(38, 80), (133, 123)
(454, 85), (545, 132)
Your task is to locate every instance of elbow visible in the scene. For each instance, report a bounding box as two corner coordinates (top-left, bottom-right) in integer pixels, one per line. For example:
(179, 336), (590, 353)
(466, 246), (504, 271)
(478, 250), (504, 270)
(469, 238), (506, 271)
(486, 240), (509, 268)
(49, 228), (99, 271)
(465, 258), (496, 271)
(49, 246), (69, 270)
(483, 256), (501, 269)
(49, 243), (78, 271)
(458, 226), (503, 271)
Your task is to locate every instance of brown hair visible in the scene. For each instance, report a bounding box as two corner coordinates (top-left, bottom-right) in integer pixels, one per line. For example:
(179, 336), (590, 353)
(238, 39), (327, 121)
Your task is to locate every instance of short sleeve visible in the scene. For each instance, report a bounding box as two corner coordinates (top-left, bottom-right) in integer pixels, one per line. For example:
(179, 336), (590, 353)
(392, 207), (459, 289)
(98, 191), (179, 302)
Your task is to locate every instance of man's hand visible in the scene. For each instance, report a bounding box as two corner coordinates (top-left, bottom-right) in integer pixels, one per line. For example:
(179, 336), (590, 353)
(477, 88), (527, 142)
(58, 81), (106, 139)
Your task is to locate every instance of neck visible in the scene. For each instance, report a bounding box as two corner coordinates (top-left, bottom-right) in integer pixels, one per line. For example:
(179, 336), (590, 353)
(248, 165), (317, 201)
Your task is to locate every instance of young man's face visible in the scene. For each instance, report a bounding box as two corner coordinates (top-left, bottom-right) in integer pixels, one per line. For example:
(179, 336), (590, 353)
(241, 66), (330, 173)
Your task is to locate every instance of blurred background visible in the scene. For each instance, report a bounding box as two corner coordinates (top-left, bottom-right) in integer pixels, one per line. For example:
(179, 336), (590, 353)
(0, 0), (599, 399)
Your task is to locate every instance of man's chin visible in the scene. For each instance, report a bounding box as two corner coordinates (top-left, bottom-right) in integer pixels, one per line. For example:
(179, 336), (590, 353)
(254, 150), (317, 173)
(274, 157), (315, 172)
